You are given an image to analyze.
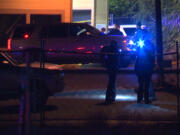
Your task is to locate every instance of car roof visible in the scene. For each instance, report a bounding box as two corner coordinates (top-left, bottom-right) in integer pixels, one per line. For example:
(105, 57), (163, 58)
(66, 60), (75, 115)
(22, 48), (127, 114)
(15, 23), (88, 27)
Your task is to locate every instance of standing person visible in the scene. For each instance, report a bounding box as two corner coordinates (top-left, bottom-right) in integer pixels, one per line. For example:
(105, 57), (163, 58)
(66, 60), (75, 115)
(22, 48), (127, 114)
(108, 23), (123, 36)
(133, 22), (145, 43)
(134, 22), (156, 102)
(101, 27), (106, 35)
(134, 22), (153, 44)
(101, 40), (120, 104)
(135, 39), (155, 104)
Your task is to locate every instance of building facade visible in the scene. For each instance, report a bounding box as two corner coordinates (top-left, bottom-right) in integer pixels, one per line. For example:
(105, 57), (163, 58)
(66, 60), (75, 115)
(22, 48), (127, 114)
(0, 0), (72, 24)
(73, 0), (109, 31)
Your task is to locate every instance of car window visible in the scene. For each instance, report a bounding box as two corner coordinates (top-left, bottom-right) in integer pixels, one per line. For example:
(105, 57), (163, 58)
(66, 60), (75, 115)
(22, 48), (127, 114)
(123, 28), (137, 36)
(69, 25), (88, 37)
(47, 25), (68, 38)
(83, 24), (101, 35)
(13, 25), (35, 38)
(70, 24), (101, 37)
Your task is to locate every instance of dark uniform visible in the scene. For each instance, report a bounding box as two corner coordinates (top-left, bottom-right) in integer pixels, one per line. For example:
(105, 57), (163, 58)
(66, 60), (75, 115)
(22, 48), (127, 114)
(108, 24), (123, 36)
(101, 40), (120, 104)
(135, 40), (155, 104)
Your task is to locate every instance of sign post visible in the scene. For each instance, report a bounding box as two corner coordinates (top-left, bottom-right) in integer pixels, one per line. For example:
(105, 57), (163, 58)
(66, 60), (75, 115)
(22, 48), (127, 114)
(155, 0), (164, 86)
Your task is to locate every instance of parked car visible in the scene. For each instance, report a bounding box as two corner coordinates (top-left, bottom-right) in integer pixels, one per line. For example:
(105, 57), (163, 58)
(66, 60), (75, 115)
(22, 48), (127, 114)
(7, 23), (130, 67)
(0, 53), (64, 112)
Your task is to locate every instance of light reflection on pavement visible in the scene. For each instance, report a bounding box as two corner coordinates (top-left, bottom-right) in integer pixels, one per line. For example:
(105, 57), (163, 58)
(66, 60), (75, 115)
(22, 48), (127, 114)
(53, 89), (137, 101)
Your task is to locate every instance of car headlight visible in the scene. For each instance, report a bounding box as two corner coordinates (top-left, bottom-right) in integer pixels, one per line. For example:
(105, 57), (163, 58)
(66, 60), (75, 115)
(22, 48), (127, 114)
(129, 40), (134, 45)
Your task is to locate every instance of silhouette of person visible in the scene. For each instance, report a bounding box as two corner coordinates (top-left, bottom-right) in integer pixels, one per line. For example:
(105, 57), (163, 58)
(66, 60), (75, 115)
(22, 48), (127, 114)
(101, 40), (120, 104)
(108, 23), (123, 36)
(133, 22), (145, 43)
(134, 22), (156, 102)
(101, 27), (106, 35)
(135, 39), (155, 104)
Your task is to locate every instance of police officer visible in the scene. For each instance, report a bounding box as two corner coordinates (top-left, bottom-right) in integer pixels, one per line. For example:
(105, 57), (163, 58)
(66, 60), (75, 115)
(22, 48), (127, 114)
(133, 22), (145, 43)
(134, 22), (153, 45)
(135, 39), (155, 104)
(101, 27), (106, 35)
(101, 40), (120, 104)
(108, 23), (123, 36)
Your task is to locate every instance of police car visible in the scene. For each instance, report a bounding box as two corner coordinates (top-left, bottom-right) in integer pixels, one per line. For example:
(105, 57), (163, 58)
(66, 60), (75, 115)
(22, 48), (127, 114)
(108, 24), (146, 51)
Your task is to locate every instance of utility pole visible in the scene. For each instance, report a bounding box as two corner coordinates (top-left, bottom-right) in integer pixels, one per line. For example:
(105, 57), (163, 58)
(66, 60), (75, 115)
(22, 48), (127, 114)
(92, 0), (96, 27)
(92, 0), (109, 33)
(105, 0), (109, 34)
(155, 0), (164, 86)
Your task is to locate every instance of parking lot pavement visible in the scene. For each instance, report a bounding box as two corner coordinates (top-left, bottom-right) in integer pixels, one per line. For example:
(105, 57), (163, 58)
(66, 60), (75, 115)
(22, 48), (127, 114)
(0, 87), (180, 135)
(0, 89), (179, 135)
(0, 73), (177, 121)
(1, 71), (180, 135)
(0, 89), (178, 121)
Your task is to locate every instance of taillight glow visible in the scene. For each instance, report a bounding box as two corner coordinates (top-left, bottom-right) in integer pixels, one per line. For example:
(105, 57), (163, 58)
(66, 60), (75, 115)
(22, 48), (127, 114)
(49, 49), (53, 51)
(77, 47), (85, 50)
(7, 38), (12, 50)
(86, 51), (92, 54)
(24, 34), (30, 39)
(100, 45), (104, 48)
(123, 40), (127, 43)
(127, 48), (131, 51)
(48, 49), (55, 54)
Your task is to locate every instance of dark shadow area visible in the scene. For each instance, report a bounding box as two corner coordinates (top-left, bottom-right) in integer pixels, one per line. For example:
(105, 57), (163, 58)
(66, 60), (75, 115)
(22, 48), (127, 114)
(43, 105), (58, 112)
(0, 93), (19, 100)
(0, 122), (180, 135)
(0, 105), (19, 114)
(0, 105), (58, 114)
(96, 102), (109, 106)
(154, 81), (177, 95)
(95, 101), (119, 106)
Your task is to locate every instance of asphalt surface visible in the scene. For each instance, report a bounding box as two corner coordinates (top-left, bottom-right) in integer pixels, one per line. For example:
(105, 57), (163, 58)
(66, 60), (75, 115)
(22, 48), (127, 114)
(1, 71), (180, 135)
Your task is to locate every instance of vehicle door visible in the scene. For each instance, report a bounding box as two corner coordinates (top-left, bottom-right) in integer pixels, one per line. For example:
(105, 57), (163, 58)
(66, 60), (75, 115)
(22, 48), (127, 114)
(68, 23), (100, 63)
(44, 24), (69, 63)
(0, 54), (20, 94)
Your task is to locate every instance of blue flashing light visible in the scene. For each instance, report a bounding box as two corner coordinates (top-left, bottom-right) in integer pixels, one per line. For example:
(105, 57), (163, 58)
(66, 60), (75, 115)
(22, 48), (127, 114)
(132, 48), (136, 51)
(137, 39), (145, 48)
(119, 49), (122, 52)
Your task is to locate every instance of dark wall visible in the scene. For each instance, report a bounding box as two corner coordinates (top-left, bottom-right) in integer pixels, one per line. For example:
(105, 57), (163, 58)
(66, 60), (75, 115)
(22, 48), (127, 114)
(30, 15), (61, 25)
